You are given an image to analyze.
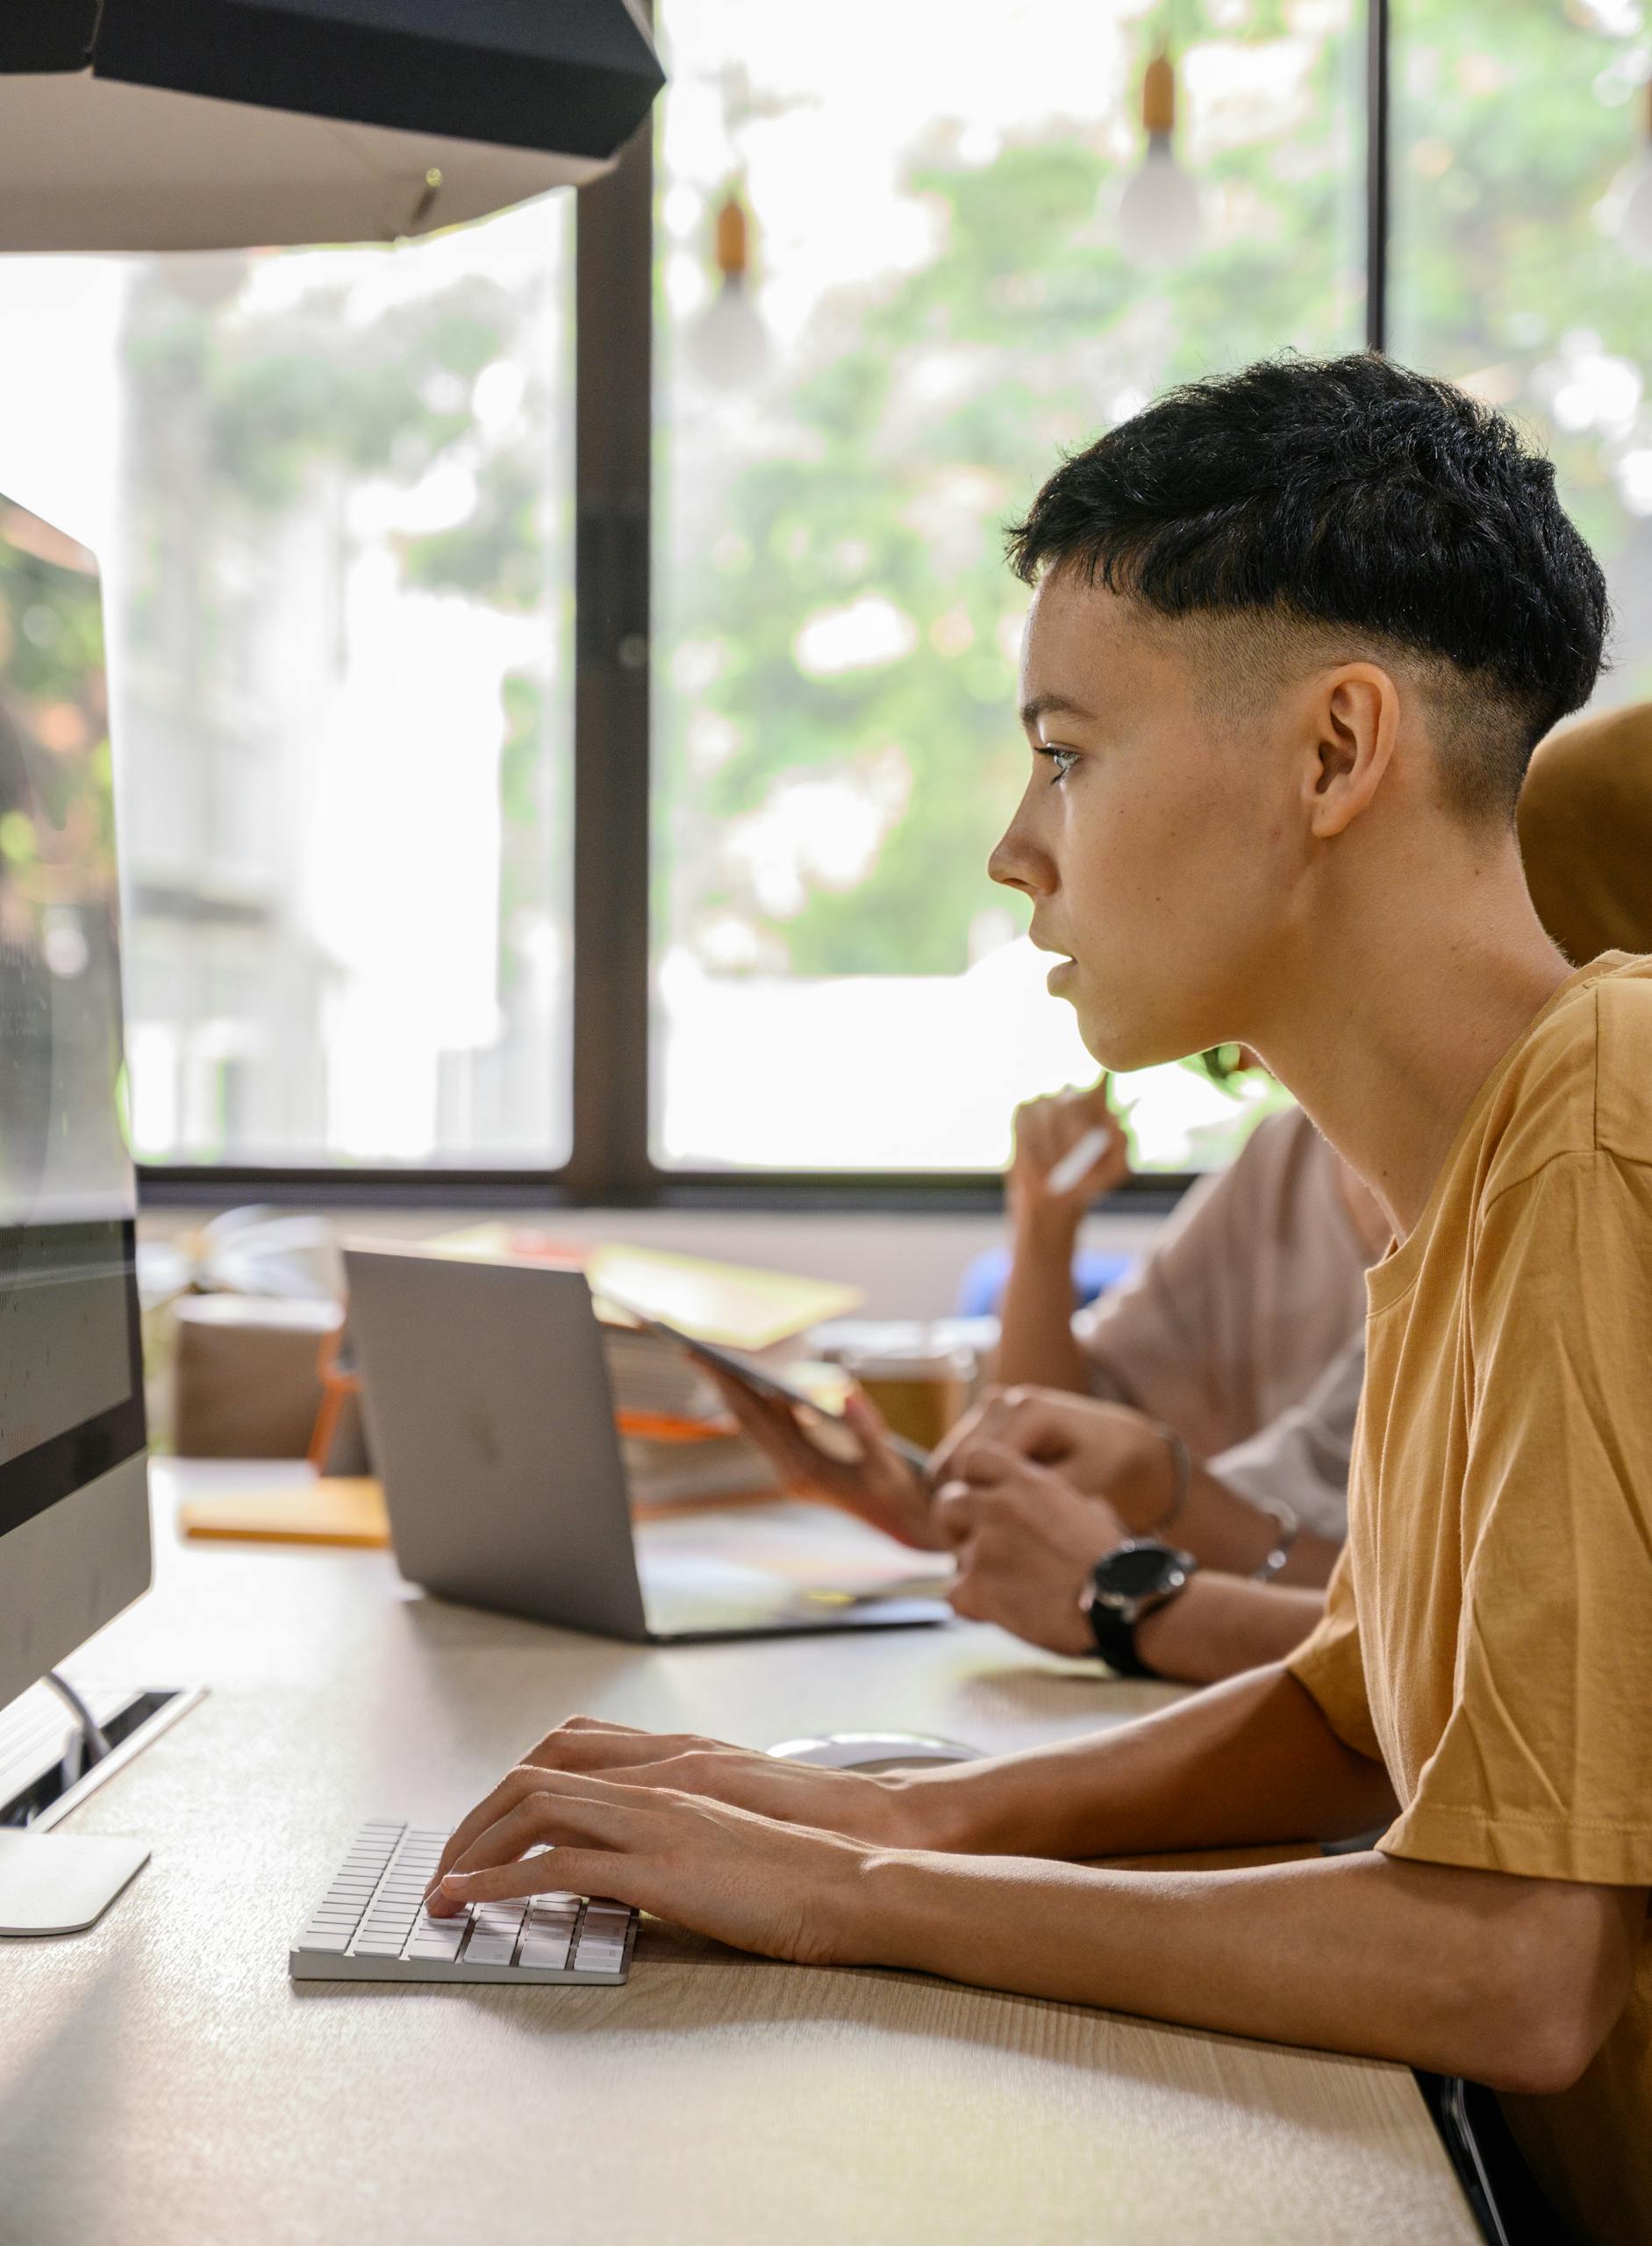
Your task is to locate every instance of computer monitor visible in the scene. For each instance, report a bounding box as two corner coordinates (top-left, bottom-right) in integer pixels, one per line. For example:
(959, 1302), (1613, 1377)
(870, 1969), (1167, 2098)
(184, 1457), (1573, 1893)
(0, 494), (152, 1929)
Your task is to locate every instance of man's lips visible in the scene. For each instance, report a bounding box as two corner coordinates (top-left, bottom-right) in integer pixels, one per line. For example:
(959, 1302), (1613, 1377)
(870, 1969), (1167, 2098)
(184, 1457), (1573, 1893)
(1029, 928), (1077, 990)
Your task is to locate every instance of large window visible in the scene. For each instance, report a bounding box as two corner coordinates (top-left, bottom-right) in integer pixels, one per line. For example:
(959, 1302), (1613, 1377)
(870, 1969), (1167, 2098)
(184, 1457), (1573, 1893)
(652, 0), (1362, 1174)
(0, 198), (575, 1172)
(2, 4), (1640, 1200)
(1390, 0), (1652, 707)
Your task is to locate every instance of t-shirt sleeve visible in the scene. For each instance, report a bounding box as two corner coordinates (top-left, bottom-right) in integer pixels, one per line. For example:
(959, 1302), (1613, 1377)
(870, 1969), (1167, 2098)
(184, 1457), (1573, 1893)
(1285, 1544), (1384, 1763)
(1381, 1148), (1652, 1887)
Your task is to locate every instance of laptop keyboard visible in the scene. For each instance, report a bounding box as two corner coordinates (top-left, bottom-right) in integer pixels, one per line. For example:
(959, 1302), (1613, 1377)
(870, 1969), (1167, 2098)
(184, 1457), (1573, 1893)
(289, 1820), (637, 1984)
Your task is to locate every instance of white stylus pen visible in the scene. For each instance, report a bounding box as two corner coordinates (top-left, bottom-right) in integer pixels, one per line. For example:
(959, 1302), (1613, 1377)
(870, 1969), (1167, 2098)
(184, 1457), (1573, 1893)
(1045, 1123), (1114, 1198)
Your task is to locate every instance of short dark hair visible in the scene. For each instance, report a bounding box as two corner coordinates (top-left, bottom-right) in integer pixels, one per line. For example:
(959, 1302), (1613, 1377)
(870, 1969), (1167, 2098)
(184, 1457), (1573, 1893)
(1005, 353), (1609, 819)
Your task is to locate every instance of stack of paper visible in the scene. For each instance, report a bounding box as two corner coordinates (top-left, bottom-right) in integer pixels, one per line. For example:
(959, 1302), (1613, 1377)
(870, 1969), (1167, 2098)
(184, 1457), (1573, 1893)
(602, 1325), (726, 1429)
(621, 1432), (781, 1511)
(599, 1327), (782, 1509)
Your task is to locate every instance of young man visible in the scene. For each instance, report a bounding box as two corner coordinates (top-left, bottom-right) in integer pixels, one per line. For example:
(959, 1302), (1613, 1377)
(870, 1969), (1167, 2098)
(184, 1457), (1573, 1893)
(427, 357), (1650, 2244)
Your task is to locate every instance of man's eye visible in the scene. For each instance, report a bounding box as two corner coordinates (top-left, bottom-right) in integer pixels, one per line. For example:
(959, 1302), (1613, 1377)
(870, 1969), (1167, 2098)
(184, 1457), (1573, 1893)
(1046, 747), (1078, 783)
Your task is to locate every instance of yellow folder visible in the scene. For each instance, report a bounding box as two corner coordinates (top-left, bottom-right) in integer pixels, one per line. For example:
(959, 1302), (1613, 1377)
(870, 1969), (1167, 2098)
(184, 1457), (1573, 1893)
(425, 1228), (862, 1351)
(179, 1473), (390, 1548)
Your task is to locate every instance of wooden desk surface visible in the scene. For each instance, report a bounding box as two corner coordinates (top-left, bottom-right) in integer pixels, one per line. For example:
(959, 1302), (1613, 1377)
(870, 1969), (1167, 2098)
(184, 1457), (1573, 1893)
(0, 1464), (1479, 2246)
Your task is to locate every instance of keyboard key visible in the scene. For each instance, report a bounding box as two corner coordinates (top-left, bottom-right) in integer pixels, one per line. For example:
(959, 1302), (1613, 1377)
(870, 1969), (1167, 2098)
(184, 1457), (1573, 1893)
(520, 1900), (577, 1958)
(298, 1930), (354, 1954)
(469, 1916), (527, 1944)
(572, 1935), (627, 1972)
(518, 1934), (572, 1970)
(404, 1921), (468, 1961)
(461, 1935), (519, 1966)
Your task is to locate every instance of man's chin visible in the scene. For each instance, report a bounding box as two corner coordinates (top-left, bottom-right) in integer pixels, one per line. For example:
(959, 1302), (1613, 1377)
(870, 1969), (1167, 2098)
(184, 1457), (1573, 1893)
(1070, 999), (1193, 1076)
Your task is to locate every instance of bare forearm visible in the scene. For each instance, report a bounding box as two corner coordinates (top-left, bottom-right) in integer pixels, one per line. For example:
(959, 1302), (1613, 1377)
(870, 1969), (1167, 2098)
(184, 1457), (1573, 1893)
(1133, 1572), (1325, 1684)
(1173, 1465), (1340, 1588)
(848, 1846), (1630, 2094)
(994, 1216), (1090, 1391)
(898, 1663), (1395, 1860)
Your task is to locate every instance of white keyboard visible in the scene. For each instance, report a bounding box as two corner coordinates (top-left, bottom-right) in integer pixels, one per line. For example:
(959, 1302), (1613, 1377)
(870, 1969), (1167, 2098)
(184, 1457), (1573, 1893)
(289, 1820), (638, 1985)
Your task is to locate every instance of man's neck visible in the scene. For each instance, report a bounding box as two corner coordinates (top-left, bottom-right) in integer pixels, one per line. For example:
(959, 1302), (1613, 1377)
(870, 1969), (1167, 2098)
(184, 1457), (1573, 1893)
(1248, 846), (1576, 1240)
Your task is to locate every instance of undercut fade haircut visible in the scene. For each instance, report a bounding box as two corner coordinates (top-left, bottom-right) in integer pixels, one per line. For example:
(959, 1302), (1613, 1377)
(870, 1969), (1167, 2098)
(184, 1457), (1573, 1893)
(1005, 354), (1609, 820)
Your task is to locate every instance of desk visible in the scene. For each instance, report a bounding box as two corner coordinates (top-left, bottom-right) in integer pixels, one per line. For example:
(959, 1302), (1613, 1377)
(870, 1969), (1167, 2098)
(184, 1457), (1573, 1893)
(0, 1463), (1479, 2246)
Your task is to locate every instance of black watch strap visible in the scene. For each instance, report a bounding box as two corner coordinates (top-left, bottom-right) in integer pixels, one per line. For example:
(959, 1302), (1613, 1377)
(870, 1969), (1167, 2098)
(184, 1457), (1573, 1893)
(1083, 1595), (1157, 1678)
(1082, 1542), (1198, 1680)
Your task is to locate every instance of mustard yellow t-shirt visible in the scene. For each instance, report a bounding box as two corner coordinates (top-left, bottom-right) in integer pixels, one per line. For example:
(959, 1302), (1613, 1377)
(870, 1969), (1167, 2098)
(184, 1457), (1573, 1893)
(1287, 953), (1652, 2246)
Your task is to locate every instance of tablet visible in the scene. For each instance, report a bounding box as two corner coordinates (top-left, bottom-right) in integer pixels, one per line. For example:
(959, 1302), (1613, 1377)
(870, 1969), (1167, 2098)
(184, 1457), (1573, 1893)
(599, 1298), (933, 1483)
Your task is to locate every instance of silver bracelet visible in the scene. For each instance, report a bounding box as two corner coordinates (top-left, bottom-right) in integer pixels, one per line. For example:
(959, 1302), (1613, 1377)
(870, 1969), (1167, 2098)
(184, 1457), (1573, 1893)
(1145, 1423), (1191, 1534)
(1251, 1499), (1301, 1582)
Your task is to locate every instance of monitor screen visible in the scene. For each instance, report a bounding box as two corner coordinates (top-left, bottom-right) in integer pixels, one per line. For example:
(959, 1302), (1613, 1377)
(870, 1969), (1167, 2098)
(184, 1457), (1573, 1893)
(0, 497), (144, 1544)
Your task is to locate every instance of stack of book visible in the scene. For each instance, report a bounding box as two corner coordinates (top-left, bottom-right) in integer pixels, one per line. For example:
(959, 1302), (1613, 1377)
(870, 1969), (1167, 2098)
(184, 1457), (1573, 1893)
(602, 1323), (783, 1512)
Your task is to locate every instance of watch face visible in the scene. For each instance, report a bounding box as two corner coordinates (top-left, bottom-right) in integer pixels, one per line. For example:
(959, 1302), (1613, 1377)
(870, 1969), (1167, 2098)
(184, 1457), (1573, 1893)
(1100, 1543), (1181, 1599)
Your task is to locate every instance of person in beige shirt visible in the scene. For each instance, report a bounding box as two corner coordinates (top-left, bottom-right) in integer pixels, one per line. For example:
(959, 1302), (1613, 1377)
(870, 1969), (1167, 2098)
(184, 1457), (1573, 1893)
(1003, 1085), (1374, 1472)
(1004, 1085), (1379, 1513)
(945, 1086), (1384, 1676)
(427, 357), (1648, 2243)
(710, 1096), (1379, 1682)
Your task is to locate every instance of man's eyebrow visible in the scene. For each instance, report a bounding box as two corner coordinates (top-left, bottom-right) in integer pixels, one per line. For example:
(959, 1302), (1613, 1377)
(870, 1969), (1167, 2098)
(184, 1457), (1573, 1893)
(1019, 690), (1097, 729)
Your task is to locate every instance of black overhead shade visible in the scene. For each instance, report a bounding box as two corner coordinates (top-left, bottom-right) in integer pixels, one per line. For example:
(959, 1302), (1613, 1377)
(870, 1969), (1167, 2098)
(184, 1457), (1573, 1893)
(0, 0), (665, 249)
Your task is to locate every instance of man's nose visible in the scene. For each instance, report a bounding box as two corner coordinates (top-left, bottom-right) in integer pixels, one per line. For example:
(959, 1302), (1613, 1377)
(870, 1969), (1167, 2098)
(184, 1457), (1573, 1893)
(988, 800), (1053, 898)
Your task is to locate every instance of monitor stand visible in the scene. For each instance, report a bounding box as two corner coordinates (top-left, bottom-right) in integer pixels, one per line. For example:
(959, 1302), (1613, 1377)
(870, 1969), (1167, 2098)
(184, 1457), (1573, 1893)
(0, 1673), (202, 1937)
(0, 1829), (150, 1933)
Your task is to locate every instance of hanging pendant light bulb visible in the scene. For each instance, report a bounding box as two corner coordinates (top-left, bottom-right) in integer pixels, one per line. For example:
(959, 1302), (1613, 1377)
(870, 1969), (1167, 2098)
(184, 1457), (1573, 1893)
(1117, 50), (1203, 266)
(687, 188), (770, 387)
(1612, 83), (1652, 266)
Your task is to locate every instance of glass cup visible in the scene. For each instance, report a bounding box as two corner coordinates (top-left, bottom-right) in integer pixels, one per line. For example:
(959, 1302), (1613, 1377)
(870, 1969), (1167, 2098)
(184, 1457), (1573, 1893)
(833, 1345), (976, 1455)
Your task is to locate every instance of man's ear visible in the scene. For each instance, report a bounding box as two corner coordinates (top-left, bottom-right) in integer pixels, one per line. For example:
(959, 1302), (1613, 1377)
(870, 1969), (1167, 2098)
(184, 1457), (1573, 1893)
(1306, 664), (1399, 839)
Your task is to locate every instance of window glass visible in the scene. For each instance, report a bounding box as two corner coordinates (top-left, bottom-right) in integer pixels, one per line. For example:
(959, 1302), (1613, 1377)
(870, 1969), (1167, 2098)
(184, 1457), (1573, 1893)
(0, 197), (574, 1169)
(1391, 0), (1652, 708)
(653, 0), (1362, 1171)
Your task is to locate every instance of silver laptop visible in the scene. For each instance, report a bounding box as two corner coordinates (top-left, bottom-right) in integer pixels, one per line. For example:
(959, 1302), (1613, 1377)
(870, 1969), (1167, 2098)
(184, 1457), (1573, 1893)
(341, 1245), (952, 1642)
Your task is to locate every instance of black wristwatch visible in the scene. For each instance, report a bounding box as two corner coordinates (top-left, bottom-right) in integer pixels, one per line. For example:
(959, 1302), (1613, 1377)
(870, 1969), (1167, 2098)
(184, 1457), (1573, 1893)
(1081, 1540), (1199, 1678)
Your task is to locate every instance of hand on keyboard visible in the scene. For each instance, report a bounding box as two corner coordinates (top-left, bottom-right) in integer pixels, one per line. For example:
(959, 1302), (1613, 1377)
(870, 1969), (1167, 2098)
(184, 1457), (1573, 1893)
(424, 1761), (891, 1972)
(425, 1715), (929, 1912)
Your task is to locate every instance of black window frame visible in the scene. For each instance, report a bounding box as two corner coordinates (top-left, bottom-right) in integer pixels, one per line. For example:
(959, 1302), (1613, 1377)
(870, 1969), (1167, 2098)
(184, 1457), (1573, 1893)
(139, 0), (1391, 1216)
